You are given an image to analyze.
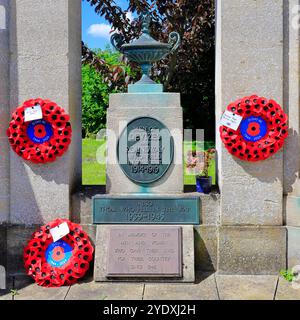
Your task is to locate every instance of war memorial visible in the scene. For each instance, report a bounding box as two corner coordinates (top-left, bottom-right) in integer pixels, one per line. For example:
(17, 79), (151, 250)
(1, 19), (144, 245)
(0, 0), (300, 301)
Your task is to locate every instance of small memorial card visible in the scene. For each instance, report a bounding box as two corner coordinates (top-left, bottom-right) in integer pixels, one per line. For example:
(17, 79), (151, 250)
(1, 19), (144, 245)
(220, 110), (243, 131)
(50, 222), (70, 242)
(24, 104), (43, 122)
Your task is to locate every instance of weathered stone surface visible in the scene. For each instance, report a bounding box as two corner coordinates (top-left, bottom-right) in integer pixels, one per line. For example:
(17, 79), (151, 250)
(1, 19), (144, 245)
(14, 278), (69, 300)
(0, 276), (13, 301)
(143, 273), (218, 300)
(285, 196), (300, 227)
(0, 265), (6, 290)
(216, 275), (278, 300)
(6, 225), (37, 275)
(216, 0), (284, 226)
(198, 192), (220, 225)
(275, 277), (300, 300)
(218, 226), (286, 274)
(0, 291), (12, 300)
(9, 0), (82, 225)
(287, 227), (300, 268)
(0, 0), (10, 224)
(195, 226), (218, 271)
(0, 225), (6, 270)
(220, 152), (283, 225)
(107, 93), (183, 194)
(94, 225), (195, 282)
(72, 186), (105, 224)
(283, 0), (300, 196)
(66, 277), (144, 300)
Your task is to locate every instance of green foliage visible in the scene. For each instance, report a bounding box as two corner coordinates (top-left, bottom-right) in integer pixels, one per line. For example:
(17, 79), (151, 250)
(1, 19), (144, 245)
(280, 269), (296, 282)
(82, 48), (135, 137)
(82, 64), (108, 137)
(10, 289), (19, 297)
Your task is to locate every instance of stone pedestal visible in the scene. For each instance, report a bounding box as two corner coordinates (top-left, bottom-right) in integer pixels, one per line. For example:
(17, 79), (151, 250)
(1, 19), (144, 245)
(106, 93), (183, 194)
(94, 87), (196, 282)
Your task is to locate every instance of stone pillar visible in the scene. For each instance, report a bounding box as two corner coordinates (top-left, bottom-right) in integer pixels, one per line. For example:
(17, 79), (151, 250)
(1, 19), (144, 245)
(0, 0), (10, 224)
(216, 0), (286, 274)
(283, 0), (300, 269)
(8, 0), (82, 225)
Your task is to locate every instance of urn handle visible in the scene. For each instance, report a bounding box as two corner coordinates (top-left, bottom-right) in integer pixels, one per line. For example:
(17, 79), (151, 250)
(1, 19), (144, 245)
(111, 33), (125, 52)
(168, 32), (181, 54)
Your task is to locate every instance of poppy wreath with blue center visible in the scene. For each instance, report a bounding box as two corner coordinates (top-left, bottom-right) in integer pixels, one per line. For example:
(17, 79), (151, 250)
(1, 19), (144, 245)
(24, 219), (94, 287)
(7, 98), (72, 164)
(220, 95), (289, 162)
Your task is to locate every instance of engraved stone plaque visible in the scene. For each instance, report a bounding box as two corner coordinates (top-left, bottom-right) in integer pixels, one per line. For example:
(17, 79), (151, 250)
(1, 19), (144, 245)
(107, 227), (182, 278)
(117, 117), (174, 184)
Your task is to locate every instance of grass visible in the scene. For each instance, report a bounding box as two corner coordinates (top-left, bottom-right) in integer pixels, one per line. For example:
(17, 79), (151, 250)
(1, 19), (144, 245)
(82, 138), (216, 186)
(82, 139), (106, 185)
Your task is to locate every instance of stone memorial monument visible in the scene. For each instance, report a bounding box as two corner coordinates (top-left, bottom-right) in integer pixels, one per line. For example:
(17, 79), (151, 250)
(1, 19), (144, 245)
(93, 12), (197, 282)
(2, 0), (300, 288)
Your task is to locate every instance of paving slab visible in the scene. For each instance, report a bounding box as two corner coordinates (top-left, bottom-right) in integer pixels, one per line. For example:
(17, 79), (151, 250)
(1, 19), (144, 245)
(0, 277), (15, 300)
(0, 291), (12, 300)
(216, 275), (278, 300)
(66, 278), (144, 300)
(143, 273), (218, 300)
(275, 277), (300, 300)
(13, 277), (70, 300)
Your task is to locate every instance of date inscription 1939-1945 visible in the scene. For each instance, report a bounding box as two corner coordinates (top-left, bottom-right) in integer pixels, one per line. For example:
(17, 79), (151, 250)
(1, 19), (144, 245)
(117, 117), (174, 184)
(93, 196), (200, 225)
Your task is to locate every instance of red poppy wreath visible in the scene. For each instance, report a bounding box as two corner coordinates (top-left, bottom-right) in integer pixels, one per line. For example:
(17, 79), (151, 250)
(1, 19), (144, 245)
(7, 98), (72, 164)
(24, 219), (94, 287)
(219, 95), (289, 162)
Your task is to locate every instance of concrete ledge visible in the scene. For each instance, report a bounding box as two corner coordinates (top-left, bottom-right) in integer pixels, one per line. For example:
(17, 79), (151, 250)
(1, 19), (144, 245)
(94, 225), (195, 283)
(218, 226), (286, 275)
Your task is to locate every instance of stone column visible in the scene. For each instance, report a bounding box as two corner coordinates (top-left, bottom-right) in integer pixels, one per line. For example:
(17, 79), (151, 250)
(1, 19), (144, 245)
(0, 0), (10, 224)
(283, 0), (300, 269)
(8, 0), (82, 225)
(216, 0), (286, 274)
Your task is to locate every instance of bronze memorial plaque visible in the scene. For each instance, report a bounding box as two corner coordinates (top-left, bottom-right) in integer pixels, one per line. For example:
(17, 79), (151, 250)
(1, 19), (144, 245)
(107, 227), (182, 278)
